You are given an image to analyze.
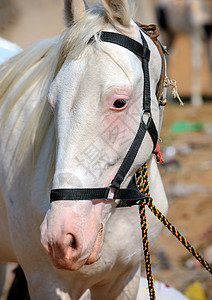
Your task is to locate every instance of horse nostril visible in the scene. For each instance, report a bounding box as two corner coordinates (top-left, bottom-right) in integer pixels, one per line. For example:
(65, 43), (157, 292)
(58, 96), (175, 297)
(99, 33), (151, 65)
(67, 233), (77, 249)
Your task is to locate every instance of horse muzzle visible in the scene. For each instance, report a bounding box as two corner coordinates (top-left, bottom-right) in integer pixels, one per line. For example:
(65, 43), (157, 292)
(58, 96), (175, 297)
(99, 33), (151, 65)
(40, 201), (106, 270)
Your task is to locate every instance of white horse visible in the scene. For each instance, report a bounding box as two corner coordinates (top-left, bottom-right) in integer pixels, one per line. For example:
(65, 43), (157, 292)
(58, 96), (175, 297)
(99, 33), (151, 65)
(0, 0), (171, 299)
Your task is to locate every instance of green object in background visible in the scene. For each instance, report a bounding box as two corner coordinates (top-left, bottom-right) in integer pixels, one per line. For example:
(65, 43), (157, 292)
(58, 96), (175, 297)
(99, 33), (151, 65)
(170, 120), (204, 134)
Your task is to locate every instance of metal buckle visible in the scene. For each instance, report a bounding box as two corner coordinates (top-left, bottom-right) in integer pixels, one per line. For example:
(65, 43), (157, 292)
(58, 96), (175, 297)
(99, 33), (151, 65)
(105, 185), (117, 201)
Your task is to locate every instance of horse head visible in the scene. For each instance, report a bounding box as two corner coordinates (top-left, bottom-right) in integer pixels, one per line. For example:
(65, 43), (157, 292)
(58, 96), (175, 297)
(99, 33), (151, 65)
(40, 0), (165, 271)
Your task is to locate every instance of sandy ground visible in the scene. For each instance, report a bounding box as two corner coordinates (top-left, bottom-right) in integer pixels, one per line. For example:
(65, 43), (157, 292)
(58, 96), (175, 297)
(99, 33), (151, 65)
(0, 0), (212, 299)
(147, 102), (212, 299)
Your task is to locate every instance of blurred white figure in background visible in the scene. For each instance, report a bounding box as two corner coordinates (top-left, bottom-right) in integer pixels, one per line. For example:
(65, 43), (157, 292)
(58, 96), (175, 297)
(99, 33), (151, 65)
(137, 278), (189, 300)
(155, 0), (212, 106)
(0, 37), (21, 64)
(134, 0), (212, 106)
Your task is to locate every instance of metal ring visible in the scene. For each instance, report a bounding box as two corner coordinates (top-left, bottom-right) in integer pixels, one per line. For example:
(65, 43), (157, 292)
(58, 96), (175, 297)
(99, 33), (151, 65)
(141, 109), (151, 122)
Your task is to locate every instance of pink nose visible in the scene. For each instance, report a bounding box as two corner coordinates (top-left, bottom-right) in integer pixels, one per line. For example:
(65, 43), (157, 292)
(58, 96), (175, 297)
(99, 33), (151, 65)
(47, 233), (86, 270)
(40, 201), (106, 270)
(45, 226), (103, 270)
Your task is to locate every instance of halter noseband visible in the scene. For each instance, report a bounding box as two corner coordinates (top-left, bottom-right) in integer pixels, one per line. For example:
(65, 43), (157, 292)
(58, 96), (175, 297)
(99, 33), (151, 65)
(50, 28), (165, 207)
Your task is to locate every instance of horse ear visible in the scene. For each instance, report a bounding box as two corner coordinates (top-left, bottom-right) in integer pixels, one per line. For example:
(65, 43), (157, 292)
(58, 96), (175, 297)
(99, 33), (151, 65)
(101, 0), (131, 27)
(64, 0), (88, 27)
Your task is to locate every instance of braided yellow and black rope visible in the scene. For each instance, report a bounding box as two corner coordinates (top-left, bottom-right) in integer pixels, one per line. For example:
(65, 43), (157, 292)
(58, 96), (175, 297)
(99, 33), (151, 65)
(137, 164), (156, 300)
(136, 163), (212, 299)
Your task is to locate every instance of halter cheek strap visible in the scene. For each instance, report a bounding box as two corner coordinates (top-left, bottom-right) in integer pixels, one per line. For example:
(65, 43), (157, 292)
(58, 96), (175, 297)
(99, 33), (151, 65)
(50, 30), (161, 206)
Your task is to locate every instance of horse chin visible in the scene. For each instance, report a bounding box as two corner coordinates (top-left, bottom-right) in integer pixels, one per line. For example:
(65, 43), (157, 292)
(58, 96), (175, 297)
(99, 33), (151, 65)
(85, 224), (103, 265)
(50, 256), (86, 271)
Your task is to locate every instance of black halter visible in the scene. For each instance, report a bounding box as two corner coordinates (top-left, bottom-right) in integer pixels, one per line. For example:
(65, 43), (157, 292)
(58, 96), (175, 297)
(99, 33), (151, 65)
(50, 30), (159, 207)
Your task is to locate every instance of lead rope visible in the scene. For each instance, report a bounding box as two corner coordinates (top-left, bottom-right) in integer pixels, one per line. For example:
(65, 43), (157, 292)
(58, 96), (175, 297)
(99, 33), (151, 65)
(136, 163), (212, 300)
(137, 164), (156, 300)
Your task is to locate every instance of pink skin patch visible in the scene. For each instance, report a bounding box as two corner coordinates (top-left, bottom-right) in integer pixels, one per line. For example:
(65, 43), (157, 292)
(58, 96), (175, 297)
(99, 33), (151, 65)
(105, 86), (131, 111)
(108, 94), (129, 111)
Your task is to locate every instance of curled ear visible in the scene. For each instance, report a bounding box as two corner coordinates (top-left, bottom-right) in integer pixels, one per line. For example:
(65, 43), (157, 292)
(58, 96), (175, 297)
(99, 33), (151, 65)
(64, 0), (88, 27)
(101, 0), (131, 27)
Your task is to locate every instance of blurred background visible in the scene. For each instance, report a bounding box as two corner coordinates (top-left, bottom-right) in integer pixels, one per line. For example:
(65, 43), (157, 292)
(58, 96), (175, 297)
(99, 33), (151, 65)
(0, 0), (211, 102)
(0, 0), (211, 299)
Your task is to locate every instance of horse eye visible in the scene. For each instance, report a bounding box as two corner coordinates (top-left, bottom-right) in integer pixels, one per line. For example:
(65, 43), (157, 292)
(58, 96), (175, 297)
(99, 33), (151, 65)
(113, 99), (127, 109)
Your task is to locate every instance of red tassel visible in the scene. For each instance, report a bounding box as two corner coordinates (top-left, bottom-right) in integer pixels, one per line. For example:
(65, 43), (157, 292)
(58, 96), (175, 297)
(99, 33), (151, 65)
(155, 151), (164, 164)
(152, 142), (164, 164)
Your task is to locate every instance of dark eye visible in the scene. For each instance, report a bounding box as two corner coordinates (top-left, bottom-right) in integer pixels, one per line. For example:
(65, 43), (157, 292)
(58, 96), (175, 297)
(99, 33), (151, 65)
(113, 99), (127, 109)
